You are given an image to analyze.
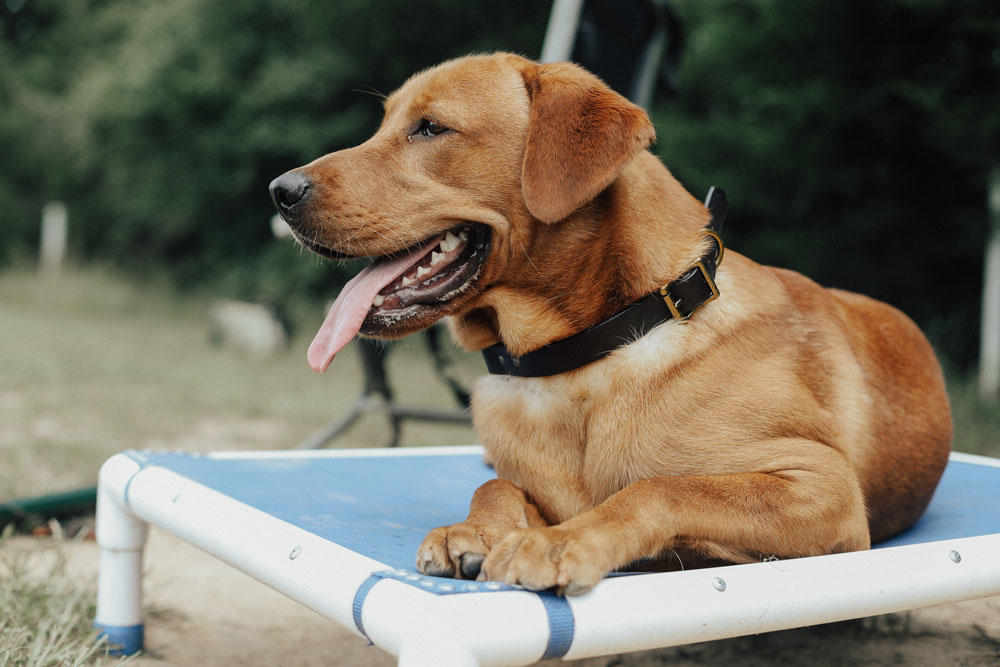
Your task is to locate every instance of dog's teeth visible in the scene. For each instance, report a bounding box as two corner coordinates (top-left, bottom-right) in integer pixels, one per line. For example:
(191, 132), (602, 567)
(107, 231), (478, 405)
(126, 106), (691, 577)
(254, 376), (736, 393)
(431, 251), (444, 266)
(372, 294), (384, 307)
(458, 229), (468, 241)
(416, 265), (431, 279)
(441, 231), (461, 252)
(401, 275), (416, 287)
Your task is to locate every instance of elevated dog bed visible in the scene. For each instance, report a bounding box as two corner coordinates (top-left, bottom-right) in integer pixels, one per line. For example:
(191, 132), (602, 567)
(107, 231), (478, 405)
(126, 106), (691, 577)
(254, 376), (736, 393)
(95, 446), (1000, 665)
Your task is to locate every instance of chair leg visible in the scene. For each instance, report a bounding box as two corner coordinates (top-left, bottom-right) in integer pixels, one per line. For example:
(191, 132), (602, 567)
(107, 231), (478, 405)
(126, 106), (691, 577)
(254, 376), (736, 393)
(94, 476), (148, 655)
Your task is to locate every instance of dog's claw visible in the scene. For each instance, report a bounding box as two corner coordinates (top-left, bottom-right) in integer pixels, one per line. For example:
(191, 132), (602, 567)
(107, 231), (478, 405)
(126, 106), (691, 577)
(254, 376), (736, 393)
(418, 523), (494, 579)
(421, 555), (455, 577)
(417, 544), (455, 577)
(459, 552), (485, 579)
(424, 562), (455, 577)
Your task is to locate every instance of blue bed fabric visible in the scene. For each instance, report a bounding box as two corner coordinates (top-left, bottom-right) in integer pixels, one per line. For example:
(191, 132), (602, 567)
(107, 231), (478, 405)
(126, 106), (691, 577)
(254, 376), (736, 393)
(130, 450), (998, 571)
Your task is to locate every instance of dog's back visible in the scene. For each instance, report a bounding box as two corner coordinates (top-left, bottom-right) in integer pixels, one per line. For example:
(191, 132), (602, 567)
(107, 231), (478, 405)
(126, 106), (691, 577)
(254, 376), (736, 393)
(825, 284), (952, 541)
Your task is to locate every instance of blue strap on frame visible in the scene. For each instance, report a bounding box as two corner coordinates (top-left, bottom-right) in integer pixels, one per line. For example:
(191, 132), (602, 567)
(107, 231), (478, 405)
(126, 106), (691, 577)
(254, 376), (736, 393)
(350, 572), (575, 659)
(539, 593), (575, 659)
(352, 574), (381, 642)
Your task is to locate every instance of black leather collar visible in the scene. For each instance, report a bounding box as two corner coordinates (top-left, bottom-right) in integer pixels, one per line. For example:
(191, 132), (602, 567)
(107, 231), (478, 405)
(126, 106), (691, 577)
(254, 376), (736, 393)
(483, 187), (727, 378)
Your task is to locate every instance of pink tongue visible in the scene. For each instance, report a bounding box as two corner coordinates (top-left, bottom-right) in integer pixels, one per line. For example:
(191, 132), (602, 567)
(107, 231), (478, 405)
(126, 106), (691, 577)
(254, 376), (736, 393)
(307, 247), (434, 373)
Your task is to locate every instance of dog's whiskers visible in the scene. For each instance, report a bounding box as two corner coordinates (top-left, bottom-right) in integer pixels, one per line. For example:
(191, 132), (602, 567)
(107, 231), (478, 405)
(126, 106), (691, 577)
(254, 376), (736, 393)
(339, 225), (366, 248)
(367, 225), (404, 254)
(372, 220), (423, 257)
(513, 237), (544, 278)
(352, 85), (388, 102)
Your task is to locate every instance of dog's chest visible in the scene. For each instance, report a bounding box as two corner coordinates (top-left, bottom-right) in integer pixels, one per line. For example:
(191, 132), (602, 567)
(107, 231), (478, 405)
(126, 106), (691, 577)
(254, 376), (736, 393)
(471, 341), (692, 522)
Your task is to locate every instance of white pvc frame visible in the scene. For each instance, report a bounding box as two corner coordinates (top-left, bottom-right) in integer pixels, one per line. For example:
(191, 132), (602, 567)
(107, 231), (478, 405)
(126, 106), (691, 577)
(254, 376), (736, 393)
(95, 449), (1000, 666)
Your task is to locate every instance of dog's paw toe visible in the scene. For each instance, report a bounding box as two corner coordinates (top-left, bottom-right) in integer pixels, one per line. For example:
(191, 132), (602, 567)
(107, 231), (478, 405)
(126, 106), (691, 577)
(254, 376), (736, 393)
(481, 527), (604, 595)
(416, 527), (456, 577)
(417, 523), (493, 579)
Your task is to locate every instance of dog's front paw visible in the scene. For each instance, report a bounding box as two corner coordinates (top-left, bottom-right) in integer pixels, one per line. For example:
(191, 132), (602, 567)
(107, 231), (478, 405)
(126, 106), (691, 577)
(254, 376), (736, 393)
(416, 523), (493, 579)
(480, 527), (605, 596)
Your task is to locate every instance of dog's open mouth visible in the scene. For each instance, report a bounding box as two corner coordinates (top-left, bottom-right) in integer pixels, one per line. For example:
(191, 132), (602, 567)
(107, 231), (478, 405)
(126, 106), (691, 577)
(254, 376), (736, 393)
(307, 223), (490, 372)
(367, 224), (489, 314)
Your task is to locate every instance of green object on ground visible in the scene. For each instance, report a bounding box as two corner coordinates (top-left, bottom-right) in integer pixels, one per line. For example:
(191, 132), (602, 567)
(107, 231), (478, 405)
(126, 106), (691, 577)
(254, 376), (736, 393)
(0, 487), (98, 527)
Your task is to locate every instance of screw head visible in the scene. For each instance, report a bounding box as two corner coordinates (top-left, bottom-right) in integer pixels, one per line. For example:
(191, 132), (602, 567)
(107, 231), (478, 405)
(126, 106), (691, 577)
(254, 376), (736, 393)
(712, 577), (727, 592)
(949, 550), (962, 563)
(289, 546), (302, 560)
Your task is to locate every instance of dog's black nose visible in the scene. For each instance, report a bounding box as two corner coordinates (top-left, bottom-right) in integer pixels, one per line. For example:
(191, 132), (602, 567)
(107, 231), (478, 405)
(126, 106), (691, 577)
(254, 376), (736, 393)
(269, 172), (311, 217)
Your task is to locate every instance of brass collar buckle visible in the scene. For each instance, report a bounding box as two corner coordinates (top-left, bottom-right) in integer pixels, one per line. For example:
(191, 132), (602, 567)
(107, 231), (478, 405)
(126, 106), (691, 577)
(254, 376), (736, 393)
(659, 229), (725, 321)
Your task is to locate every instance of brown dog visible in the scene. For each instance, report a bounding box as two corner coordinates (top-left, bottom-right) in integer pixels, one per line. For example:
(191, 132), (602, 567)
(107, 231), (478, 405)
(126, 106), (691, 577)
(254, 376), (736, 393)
(269, 53), (952, 595)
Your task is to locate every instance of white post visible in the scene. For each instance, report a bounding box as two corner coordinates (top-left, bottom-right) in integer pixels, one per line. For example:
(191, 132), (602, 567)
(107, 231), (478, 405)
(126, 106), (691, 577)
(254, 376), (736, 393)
(980, 167), (1000, 401)
(270, 213), (292, 240)
(39, 200), (68, 278)
(539, 0), (583, 63)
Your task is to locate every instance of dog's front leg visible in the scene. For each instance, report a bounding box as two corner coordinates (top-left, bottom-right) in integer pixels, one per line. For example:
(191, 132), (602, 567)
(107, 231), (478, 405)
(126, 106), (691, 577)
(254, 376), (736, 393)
(481, 441), (870, 595)
(417, 478), (549, 579)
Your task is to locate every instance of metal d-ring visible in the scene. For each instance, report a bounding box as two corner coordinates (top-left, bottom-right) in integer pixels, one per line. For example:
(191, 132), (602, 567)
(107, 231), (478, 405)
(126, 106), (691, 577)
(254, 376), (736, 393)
(701, 229), (725, 266)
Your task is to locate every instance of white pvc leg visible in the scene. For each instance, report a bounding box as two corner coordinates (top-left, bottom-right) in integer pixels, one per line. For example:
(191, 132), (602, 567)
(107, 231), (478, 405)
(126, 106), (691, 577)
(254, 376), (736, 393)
(397, 638), (480, 667)
(94, 455), (148, 655)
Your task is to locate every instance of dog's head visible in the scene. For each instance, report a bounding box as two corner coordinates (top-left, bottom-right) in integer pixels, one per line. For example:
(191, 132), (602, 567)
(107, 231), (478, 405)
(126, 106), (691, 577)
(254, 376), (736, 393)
(269, 53), (655, 371)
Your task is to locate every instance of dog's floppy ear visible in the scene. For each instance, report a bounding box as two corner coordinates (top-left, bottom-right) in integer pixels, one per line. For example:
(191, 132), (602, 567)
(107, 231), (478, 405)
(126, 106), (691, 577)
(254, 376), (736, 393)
(520, 62), (656, 223)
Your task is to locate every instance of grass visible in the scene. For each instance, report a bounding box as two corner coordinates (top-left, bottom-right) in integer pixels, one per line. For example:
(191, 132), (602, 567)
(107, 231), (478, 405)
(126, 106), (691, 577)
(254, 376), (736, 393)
(948, 371), (1000, 457)
(0, 265), (480, 500)
(0, 525), (129, 667)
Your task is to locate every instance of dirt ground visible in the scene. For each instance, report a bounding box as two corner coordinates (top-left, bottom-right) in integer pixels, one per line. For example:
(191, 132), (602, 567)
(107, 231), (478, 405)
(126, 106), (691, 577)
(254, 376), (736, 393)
(9, 528), (1000, 667)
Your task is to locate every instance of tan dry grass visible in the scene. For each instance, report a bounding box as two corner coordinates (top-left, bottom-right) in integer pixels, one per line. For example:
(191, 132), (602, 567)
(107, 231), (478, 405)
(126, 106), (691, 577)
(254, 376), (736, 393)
(0, 524), (130, 667)
(0, 266), (479, 499)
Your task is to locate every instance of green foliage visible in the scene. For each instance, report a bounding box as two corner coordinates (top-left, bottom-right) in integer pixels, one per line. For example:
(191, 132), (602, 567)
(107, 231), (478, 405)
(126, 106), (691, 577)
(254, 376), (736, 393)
(654, 0), (1000, 365)
(0, 0), (548, 290)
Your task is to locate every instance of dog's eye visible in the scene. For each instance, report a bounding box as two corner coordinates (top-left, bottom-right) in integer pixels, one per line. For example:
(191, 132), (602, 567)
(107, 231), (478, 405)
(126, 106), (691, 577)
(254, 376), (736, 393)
(414, 118), (448, 137)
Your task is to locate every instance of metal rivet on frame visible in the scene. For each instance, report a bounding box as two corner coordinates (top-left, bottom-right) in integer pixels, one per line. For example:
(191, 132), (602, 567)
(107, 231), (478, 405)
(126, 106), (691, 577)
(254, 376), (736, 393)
(289, 546), (302, 560)
(949, 550), (962, 563)
(712, 577), (727, 592)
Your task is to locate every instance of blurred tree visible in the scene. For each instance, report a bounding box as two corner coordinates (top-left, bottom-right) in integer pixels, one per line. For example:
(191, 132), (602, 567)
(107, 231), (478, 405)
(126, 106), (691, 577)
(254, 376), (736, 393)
(653, 0), (1000, 366)
(0, 0), (548, 298)
(0, 0), (79, 265)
